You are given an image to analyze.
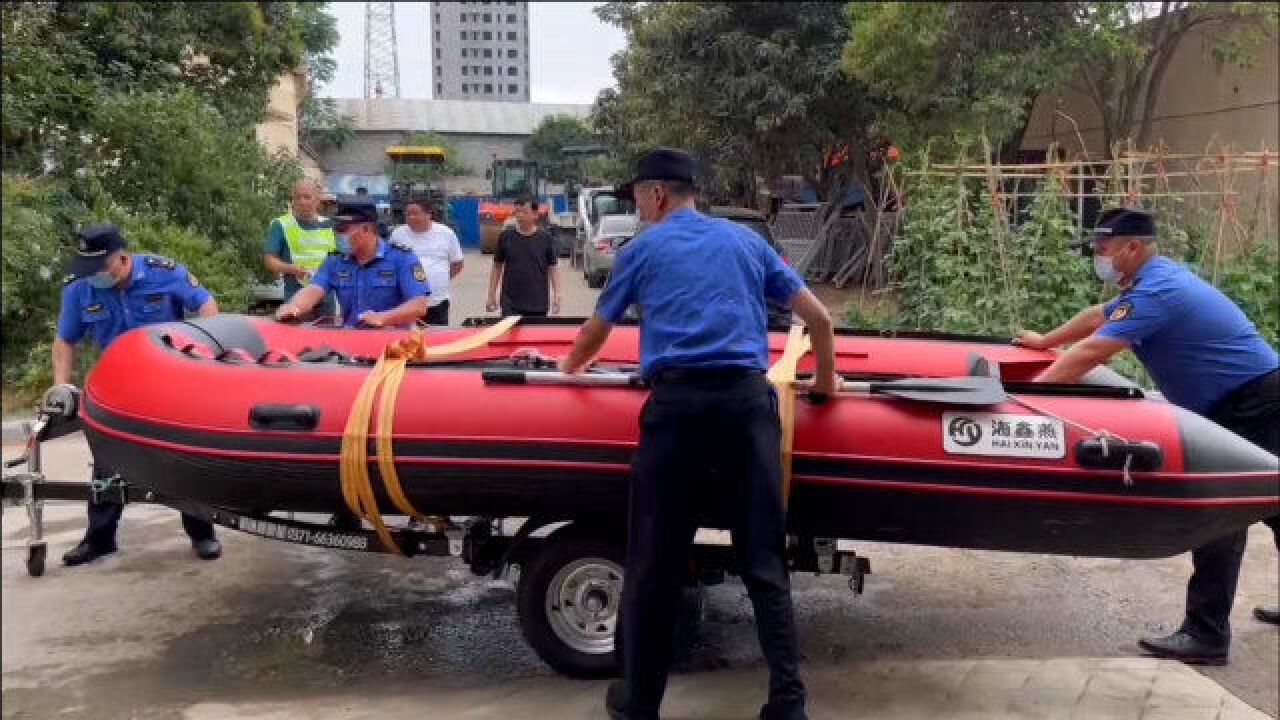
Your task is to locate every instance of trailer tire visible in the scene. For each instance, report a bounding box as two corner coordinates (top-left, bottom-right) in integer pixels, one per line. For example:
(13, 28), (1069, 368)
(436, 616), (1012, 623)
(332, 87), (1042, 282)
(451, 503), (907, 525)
(517, 529), (623, 678)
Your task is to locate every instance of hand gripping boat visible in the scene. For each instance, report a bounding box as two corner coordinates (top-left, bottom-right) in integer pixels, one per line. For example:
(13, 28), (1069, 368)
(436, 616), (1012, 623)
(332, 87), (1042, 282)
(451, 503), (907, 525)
(79, 314), (1278, 561)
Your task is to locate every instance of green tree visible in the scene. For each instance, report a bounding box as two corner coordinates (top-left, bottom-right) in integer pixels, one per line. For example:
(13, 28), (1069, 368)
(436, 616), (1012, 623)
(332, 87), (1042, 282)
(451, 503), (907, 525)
(1, 1), (340, 396)
(524, 114), (596, 177)
(593, 2), (889, 207)
(841, 2), (1079, 160)
(297, 1), (355, 152)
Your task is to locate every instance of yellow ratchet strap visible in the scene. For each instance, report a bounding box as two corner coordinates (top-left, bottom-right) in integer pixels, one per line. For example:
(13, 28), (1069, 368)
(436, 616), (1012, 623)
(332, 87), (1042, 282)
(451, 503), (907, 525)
(766, 325), (811, 510)
(341, 316), (523, 553)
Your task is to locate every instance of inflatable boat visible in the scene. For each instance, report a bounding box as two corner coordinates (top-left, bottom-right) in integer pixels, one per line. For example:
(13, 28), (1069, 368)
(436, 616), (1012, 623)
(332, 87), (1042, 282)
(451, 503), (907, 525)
(79, 315), (1278, 560)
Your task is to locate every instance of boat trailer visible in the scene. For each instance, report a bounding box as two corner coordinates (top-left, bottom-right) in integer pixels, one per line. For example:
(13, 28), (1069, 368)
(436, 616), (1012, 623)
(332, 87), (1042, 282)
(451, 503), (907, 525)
(2, 387), (868, 677)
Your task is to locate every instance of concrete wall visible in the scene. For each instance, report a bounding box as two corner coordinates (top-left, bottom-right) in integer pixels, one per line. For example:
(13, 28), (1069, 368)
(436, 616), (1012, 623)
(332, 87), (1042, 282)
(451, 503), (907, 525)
(255, 71), (304, 157)
(1022, 17), (1279, 156)
(320, 130), (529, 197)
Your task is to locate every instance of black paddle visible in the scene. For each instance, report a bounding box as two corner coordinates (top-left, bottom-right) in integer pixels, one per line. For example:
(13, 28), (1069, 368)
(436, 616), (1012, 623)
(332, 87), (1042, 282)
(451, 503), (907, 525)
(481, 370), (1006, 406)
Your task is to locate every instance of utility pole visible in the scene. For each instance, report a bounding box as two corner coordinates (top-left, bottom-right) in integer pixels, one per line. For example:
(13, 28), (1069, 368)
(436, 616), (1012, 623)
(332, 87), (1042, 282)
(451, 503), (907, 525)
(364, 2), (400, 98)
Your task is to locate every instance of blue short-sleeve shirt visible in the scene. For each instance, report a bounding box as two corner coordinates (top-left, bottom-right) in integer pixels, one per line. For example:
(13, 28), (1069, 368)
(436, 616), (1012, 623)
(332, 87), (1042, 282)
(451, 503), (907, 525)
(311, 239), (431, 327)
(595, 207), (804, 378)
(1095, 255), (1278, 414)
(56, 253), (212, 349)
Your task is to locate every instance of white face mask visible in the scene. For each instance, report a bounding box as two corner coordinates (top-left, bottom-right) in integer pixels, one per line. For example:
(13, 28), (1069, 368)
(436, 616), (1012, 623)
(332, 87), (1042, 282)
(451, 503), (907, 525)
(1093, 254), (1124, 285)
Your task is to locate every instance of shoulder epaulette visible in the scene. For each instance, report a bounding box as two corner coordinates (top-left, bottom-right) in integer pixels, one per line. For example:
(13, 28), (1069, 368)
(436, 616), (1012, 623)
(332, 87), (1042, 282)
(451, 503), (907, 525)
(144, 255), (177, 270)
(62, 273), (78, 286)
(388, 239), (414, 253)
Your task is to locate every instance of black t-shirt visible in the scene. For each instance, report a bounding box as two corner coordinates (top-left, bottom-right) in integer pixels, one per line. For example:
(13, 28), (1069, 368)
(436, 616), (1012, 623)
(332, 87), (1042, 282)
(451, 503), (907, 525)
(495, 225), (557, 314)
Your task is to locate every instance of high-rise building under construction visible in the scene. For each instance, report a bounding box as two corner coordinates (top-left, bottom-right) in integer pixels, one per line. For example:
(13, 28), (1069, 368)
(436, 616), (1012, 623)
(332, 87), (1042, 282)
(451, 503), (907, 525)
(431, 1), (531, 103)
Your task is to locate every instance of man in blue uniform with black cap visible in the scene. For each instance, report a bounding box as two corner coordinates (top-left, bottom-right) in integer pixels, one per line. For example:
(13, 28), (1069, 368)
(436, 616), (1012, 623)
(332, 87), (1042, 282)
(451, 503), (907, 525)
(1016, 207), (1280, 663)
(559, 148), (839, 720)
(54, 222), (223, 566)
(275, 197), (430, 327)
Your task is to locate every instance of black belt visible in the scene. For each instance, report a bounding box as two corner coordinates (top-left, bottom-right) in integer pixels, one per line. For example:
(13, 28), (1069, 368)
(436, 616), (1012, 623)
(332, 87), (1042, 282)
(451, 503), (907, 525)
(649, 365), (764, 384)
(1212, 367), (1279, 414)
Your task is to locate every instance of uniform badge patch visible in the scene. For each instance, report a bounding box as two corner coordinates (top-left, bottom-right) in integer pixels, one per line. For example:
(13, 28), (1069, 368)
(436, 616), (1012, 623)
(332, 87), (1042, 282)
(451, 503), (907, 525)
(412, 263), (426, 282)
(1109, 300), (1134, 321)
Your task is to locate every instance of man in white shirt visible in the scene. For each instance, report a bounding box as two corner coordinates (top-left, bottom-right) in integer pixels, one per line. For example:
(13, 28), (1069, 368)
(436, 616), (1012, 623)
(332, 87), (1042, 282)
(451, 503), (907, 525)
(389, 197), (465, 325)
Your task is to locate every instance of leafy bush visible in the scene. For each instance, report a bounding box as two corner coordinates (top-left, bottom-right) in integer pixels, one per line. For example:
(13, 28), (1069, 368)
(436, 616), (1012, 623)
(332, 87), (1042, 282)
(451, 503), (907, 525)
(1, 174), (265, 395)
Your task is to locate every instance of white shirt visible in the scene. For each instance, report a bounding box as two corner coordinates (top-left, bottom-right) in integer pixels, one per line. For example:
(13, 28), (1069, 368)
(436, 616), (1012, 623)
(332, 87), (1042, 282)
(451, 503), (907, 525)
(390, 223), (464, 306)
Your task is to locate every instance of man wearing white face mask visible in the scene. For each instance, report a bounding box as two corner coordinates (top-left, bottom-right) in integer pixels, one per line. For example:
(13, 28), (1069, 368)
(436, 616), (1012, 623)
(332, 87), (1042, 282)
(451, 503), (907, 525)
(1015, 207), (1279, 664)
(53, 222), (223, 566)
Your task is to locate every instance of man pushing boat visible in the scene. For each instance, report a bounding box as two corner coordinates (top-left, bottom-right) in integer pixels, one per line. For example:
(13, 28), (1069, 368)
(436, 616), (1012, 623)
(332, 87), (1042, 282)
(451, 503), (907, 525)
(54, 222), (223, 566)
(557, 148), (839, 720)
(1017, 207), (1280, 664)
(275, 198), (430, 329)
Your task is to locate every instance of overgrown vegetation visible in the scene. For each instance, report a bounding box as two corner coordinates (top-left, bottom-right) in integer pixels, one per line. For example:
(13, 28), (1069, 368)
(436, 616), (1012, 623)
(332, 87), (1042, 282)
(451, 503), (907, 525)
(845, 145), (1278, 385)
(2, 2), (339, 399)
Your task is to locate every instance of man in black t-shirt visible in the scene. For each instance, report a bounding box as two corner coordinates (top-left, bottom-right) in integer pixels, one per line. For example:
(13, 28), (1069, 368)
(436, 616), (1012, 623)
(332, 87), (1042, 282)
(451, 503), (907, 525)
(486, 194), (562, 317)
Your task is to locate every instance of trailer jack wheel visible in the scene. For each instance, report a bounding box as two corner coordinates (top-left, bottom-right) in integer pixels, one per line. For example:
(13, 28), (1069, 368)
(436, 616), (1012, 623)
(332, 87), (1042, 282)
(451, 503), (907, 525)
(26, 542), (46, 577)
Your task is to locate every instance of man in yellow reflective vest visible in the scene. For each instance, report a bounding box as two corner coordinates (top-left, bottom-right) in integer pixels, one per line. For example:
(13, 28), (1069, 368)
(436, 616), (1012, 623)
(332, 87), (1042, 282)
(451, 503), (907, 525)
(263, 179), (338, 319)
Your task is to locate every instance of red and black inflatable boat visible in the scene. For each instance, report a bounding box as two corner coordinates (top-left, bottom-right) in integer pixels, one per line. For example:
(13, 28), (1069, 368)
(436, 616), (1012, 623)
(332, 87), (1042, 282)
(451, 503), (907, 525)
(80, 315), (1278, 560)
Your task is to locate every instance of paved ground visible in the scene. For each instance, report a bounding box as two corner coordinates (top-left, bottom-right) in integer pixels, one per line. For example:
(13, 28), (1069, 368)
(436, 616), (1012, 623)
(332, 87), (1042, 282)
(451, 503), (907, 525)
(3, 249), (1277, 719)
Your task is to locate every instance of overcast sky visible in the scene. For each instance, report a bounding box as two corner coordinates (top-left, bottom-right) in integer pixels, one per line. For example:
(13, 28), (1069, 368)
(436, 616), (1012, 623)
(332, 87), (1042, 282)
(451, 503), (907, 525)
(318, 2), (627, 104)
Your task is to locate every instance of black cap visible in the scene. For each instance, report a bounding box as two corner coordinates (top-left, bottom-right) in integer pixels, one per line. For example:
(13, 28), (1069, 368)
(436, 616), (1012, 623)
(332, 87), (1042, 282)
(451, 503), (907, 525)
(333, 198), (379, 228)
(67, 222), (127, 278)
(1081, 207), (1156, 248)
(616, 148), (699, 201)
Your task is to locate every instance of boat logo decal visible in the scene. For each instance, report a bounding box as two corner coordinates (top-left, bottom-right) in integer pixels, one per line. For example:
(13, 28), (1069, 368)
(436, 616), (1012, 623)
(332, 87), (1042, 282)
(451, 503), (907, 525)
(943, 412), (1066, 459)
(1109, 300), (1134, 321)
(947, 417), (983, 447)
(412, 262), (426, 282)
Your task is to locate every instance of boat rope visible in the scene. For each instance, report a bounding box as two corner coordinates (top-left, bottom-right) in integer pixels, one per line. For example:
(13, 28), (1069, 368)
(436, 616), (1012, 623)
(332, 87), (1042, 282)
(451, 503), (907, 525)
(340, 316), (523, 553)
(1004, 395), (1136, 486)
(767, 325), (812, 509)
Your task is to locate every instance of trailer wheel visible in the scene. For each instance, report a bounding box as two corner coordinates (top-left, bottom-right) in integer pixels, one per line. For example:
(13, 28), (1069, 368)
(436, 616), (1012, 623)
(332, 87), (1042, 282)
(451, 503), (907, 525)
(26, 543), (46, 577)
(517, 530), (623, 678)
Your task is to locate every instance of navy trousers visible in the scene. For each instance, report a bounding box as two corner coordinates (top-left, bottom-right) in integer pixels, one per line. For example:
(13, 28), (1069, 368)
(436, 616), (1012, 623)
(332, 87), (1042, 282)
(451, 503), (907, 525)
(615, 369), (806, 720)
(1180, 369), (1280, 646)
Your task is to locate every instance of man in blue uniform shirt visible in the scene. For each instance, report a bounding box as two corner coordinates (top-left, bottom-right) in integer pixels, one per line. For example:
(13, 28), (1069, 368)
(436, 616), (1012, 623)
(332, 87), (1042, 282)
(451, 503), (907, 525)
(54, 222), (223, 566)
(559, 148), (838, 720)
(275, 199), (430, 328)
(1017, 207), (1280, 663)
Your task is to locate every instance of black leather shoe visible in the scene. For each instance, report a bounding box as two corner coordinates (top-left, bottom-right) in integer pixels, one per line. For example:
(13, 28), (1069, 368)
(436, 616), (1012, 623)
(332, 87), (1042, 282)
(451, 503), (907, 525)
(192, 538), (222, 560)
(62, 541), (117, 566)
(1138, 631), (1228, 665)
(1254, 605), (1280, 625)
(760, 699), (809, 720)
(605, 680), (628, 720)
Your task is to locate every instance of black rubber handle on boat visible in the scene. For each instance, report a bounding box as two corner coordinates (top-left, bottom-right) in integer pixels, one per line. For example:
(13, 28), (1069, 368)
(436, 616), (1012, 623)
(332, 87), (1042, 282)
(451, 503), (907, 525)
(483, 370), (530, 384)
(249, 404), (320, 432)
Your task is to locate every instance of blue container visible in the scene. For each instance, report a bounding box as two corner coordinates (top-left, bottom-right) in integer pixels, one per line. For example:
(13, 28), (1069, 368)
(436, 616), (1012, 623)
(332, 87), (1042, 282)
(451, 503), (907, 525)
(449, 196), (481, 248)
(550, 194), (568, 214)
